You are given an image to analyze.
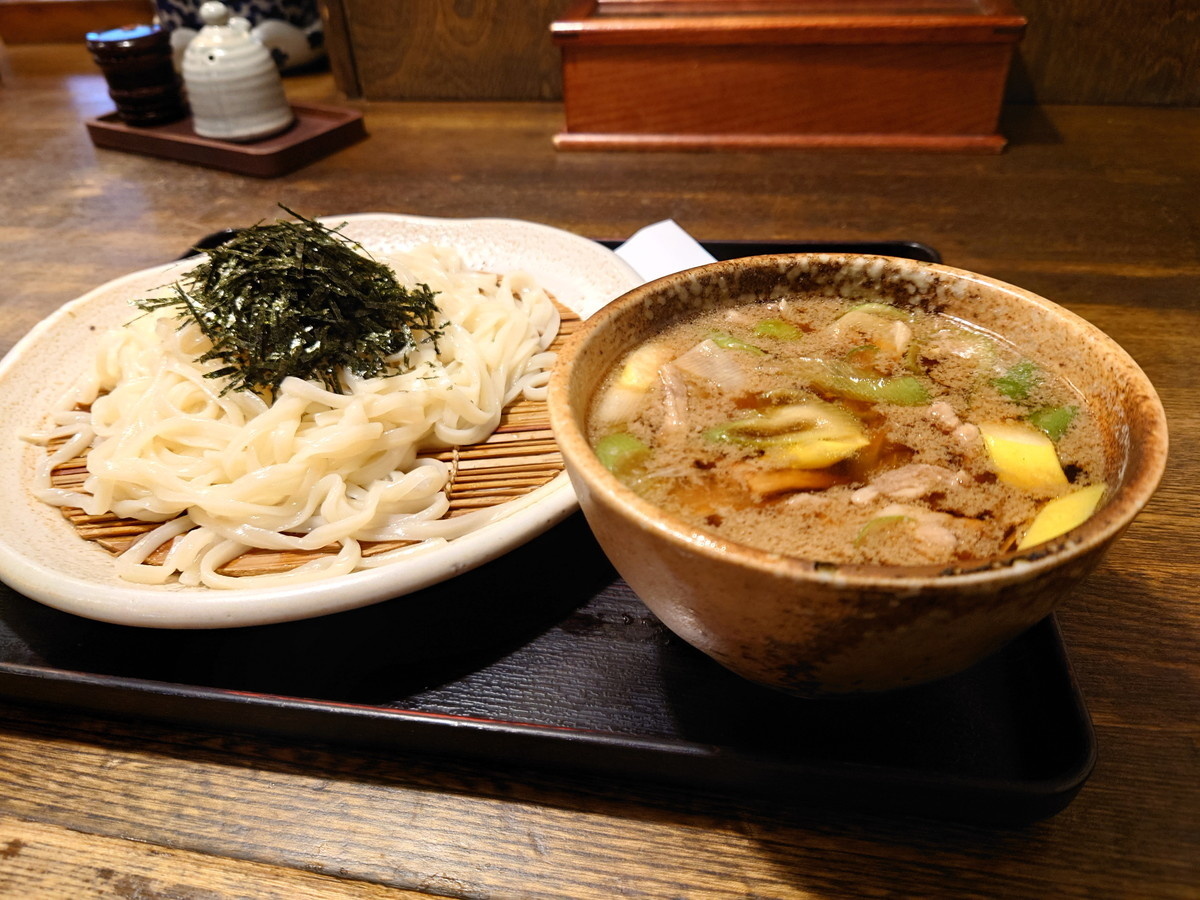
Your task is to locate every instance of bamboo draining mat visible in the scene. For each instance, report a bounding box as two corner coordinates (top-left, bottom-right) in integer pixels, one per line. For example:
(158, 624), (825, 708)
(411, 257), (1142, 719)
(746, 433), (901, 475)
(46, 307), (580, 578)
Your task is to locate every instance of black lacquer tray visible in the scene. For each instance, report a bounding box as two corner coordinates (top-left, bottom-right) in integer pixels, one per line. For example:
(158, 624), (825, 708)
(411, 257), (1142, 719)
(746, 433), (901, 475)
(0, 240), (1096, 825)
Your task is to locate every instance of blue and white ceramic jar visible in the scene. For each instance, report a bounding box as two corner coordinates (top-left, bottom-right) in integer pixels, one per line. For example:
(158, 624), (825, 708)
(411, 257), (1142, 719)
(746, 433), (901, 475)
(156, 0), (324, 72)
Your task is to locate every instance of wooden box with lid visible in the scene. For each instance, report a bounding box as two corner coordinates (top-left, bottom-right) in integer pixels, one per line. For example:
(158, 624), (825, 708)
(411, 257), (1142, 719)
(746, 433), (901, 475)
(551, 0), (1027, 152)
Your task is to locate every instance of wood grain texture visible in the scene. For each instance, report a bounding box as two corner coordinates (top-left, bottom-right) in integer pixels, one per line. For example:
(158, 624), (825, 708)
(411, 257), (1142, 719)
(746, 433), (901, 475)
(0, 43), (1197, 899)
(5, 0), (1196, 105)
(552, 0), (1022, 150)
(319, 0), (1196, 107)
(557, 0), (1027, 43)
(0, 815), (428, 898)
(333, 0), (576, 100)
(556, 42), (1015, 150)
(0, 0), (155, 44)
(593, 0), (1025, 11)
(1008, 0), (1200, 105)
(317, 0), (359, 98)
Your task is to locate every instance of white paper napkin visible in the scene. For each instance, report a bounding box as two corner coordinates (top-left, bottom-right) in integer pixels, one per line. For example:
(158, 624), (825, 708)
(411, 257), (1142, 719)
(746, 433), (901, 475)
(614, 219), (716, 283)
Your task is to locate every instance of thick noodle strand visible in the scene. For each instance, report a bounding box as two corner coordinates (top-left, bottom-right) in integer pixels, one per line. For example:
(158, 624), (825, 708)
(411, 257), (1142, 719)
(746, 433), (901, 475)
(26, 244), (560, 589)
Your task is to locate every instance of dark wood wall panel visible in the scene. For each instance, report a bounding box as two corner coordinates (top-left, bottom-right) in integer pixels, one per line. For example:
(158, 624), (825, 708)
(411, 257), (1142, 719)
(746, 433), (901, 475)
(331, 0), (576, 100)
(324, 0), (1196, 106)
(4, 0), (1193, 105)
(1009, 0), (1199, 105)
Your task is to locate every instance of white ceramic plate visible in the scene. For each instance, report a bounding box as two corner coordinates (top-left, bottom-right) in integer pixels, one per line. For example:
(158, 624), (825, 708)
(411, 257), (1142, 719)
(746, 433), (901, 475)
(0, 213), (641, 628)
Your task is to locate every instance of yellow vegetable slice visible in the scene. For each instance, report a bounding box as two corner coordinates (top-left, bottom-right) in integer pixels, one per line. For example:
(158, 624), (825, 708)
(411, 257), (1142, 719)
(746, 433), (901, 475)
(617, 343), (675, 391)
(594, 342), (676, 427)
(1017, 483), (1106, 550)
(707, 400), (870, 470)
(772, 430), (871, 469)
(978, 422), (1068, 491)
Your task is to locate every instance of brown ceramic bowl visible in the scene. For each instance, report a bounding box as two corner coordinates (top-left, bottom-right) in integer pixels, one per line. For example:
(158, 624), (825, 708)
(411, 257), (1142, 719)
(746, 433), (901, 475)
(547, 254), (1168, 697)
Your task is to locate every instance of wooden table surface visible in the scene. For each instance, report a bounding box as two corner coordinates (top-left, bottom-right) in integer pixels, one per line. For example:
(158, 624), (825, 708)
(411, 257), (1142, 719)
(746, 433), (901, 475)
(0, 43), (1196, 899)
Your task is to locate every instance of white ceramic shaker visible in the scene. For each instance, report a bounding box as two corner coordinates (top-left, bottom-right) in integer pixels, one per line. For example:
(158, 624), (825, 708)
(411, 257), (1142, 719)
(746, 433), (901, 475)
(182, 1), (295, 142)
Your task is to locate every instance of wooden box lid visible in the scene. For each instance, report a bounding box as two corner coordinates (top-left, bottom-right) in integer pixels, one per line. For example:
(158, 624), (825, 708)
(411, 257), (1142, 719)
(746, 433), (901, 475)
(553, 0), (1027, 45)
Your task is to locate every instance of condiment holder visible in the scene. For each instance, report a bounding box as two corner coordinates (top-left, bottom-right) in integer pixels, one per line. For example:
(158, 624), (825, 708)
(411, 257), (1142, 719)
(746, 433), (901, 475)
(85, 24), (187, 127)
(181, 1), (294, 142)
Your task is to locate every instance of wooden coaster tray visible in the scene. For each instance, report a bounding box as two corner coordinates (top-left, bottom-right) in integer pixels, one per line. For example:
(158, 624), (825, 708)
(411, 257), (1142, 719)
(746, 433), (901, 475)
(85, 102), (367, 177)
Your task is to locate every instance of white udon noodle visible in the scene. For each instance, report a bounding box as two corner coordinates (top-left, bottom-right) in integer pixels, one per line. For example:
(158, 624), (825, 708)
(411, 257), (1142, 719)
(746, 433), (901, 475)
(26, 244), (561, 589)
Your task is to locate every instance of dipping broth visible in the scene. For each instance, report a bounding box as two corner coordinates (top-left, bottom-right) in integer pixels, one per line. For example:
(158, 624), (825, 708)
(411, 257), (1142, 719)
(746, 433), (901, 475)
(587, 295), (1108, 566)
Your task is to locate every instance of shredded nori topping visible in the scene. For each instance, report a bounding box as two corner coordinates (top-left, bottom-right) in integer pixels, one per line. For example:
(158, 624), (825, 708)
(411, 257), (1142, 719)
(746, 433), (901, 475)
(136, 209), (444, 398)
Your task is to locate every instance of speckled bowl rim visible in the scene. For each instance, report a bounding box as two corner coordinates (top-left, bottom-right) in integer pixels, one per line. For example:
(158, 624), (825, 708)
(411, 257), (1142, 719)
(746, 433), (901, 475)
(549, 253), (1169, 591)
(0, 213), (642, 628)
